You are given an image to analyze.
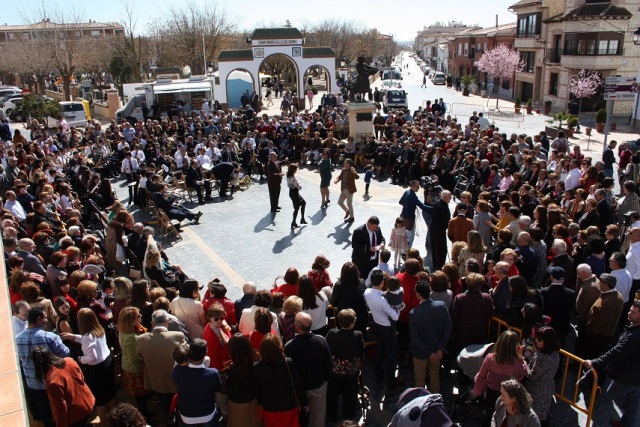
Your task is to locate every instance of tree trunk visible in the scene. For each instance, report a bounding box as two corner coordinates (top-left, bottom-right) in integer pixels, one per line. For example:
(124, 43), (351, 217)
(62, 74), (72, 101)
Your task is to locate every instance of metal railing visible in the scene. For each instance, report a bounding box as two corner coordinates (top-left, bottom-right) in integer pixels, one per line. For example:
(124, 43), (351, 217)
(489, 316), (523, 342)
(487, 107), (525, 124)
(546, 49), (562, 63)
(555, 349), (599, 427)
(448, 102), (485, 119)
(563, 47), (624, 56)
(487, 317), (598, 427)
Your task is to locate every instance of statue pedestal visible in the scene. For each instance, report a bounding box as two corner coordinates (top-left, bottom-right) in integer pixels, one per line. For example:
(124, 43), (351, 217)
(345, 101), (377, 140)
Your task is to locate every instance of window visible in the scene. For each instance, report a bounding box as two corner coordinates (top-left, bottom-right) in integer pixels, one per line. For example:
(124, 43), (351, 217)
(464, 43), (468, 55)
(458, 43), (462, 56)
(517, 13), (541, 36)
(90, 30), (101, 37)
(549, 73), (558, 96)
(521, 51), (535, 72)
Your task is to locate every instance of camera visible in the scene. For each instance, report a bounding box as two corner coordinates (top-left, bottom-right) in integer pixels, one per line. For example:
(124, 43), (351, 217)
(420, 175), (443, 203)
(624, 211), (639, 227)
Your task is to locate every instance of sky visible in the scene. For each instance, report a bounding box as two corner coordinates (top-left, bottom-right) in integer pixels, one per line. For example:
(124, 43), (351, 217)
(0, 0), (519, 42)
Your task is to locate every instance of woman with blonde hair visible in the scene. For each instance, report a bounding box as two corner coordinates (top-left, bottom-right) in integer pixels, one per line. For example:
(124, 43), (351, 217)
(111, 277), (132, 326)
(457, 230), (487, 277)
(450, 241), (467, 268)
(117, 307), (151, 420)
(472, 330), (527, 427)
(61, 308), (116, 423)
(278, 296), (302, 345)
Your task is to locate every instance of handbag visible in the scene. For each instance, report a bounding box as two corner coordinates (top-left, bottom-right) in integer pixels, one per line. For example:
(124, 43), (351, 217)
(128, 267), (142, 279)
(285, 359), (309, 427)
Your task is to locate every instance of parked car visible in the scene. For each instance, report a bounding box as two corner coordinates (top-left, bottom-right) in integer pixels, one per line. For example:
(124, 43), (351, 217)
(0, 87), (21, 99)
(382, 89), (408, 113)
(2, 95), (22, 115)
(432, 73), (446, 85)
(60, 101), (91, 127)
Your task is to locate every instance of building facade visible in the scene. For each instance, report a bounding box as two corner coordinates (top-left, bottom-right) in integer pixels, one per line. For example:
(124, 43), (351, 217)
(0, 19), (124, 43)
(510, 0), (638, 115)
(415, 23), (479, 72)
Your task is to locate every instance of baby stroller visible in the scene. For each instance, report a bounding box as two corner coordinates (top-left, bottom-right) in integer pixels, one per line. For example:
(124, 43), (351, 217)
(449, 342), (494, 418)
(389, 387), (459, 427)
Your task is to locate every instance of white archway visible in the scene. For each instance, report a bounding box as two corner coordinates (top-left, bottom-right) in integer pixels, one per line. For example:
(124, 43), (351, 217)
(215, 28), (336, 111)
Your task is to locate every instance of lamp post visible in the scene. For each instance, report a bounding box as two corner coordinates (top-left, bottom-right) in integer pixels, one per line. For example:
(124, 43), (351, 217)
(633, 28), (640, 45)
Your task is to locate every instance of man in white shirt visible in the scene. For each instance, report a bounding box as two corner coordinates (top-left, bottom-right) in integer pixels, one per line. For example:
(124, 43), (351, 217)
(364, 270), (402, 389)
(477, 112), (490, 130)
(11, 300), (30, 338)
(610, 252), (633, 304)
(365, 249), (395, 287)
(564, 159), (582, 190)
(4, 191), (26, 221)
(121, 152), (140, 205)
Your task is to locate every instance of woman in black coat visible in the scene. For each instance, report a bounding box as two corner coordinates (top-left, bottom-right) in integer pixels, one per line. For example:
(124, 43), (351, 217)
(330, 262), (368, 336)
(325, 308), (365, 422)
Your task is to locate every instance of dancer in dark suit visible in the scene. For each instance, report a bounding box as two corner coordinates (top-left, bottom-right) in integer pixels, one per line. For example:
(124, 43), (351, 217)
(266, 152), (283, 212)
(186, 160), (212, 204)
(153, 183), (201, 223)
(211, 162), (237, 197)
(351, 216), (385, 279)
(430, 190), (452, 271)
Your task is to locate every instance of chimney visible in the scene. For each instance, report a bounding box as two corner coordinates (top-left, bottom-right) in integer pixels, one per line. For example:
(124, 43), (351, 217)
(496, 14), (498, 28)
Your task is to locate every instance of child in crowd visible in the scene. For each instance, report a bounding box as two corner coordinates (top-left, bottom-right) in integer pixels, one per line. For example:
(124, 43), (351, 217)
(365, 249), (395, 287)
(388, 217), (409, 269)
(383, 276), (404, 332)
(168, 343), (210, 424)
(364, 164), (373, 195)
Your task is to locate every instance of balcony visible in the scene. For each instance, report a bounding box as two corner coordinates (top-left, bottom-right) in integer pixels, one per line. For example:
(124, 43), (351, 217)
(563, 47), (624, 56)
(546, 49), (561, 64)
(560, 47), (626, 70)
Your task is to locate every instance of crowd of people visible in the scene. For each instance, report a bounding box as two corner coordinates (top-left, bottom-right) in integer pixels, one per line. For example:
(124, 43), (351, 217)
(2, 55), (640, 427)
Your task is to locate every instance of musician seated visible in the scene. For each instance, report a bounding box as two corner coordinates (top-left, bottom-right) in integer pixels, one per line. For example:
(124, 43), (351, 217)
(152, 182), (202, 224)
(185, 160), (212, 204)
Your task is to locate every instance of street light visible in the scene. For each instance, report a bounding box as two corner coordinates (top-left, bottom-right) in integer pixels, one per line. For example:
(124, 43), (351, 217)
(634, 28), (640, 45)
(340, 57), (346, 68)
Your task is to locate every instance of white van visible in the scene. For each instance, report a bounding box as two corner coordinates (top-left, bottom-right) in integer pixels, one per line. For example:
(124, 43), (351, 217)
(60, 101), (90, 127)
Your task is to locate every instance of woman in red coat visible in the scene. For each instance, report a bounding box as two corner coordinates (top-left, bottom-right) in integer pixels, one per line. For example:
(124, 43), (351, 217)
(396, 258), (421, 362)
(202, 280), (237, 326)
(271, 268), (299, 298)
(32, 346), (95, 427)
(202, 303), (232, 370)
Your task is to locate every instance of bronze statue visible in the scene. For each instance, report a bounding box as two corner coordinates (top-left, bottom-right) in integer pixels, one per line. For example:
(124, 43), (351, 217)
(347, 57), (378, 102)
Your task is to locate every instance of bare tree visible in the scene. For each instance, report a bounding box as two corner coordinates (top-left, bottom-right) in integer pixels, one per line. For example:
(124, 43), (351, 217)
(149, 0), (237, 75)
(108, 0), (150, 84)
(21, 5), (109, 100)
(0, 35), (52, 94)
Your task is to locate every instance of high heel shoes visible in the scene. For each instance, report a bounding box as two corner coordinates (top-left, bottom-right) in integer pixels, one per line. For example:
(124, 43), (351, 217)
(291, 222), (299, 229)
(300, 218), (308, 224)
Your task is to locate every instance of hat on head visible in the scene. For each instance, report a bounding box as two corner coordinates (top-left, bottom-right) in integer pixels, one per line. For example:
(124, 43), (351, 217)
(457, 203), (468, 212)
(599, 273), (617, 289)
(547, 266), (566, 279)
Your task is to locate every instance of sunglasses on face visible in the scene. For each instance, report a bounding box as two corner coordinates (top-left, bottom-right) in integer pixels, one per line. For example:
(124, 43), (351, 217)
(213, 317), (225, 322)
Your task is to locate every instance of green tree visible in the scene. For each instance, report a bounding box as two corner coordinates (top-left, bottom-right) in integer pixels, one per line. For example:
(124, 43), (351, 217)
(12, 94), (62, 123)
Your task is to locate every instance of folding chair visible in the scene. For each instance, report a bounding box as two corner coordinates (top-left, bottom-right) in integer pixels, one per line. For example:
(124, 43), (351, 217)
(155, 208), (182, 240)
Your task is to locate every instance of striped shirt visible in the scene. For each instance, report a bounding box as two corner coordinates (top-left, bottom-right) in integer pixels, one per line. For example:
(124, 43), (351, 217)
(15, 327), (70, 390)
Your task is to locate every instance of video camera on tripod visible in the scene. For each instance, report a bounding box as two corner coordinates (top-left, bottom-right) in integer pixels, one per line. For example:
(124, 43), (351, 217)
(420, 175), (443, 204)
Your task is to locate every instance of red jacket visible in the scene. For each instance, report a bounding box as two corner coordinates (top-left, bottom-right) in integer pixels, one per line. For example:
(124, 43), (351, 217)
(398, 272), (420, 323)
(202, 295), (237, 326)
(46, 358), (95, 427)
(202, 324), (231, 370)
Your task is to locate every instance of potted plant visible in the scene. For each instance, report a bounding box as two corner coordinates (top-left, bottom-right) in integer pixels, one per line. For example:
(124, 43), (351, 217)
(460, 75), (475, 96)
(514, 98), (522, 114)
(535, 100), (541, 115)
(595, 108), (607, 132)
(526, 98), (533, 115)
(585, 126), (592, 136)
(566, 115), (578, 137)
(446, 75), (453, 88)
(544, 100), (552, 115)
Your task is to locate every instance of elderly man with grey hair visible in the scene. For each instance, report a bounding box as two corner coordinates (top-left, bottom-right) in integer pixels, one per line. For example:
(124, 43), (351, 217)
(547, 238), (575, 287)
(136, 309), (186, 418)
(517, 215), (532, 232)
(17, 238), (47, 277)
(234, 282), (257, 321)
(491, 261), (512, 317)
(575, 263), (599, 357)
(515, 232), (537, 285)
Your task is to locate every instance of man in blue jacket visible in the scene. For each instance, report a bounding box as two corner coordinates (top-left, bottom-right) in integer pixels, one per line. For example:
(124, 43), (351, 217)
(399, 180), (431, 250)
(585, 291), (640, 427)
(409, 279), (451, 393)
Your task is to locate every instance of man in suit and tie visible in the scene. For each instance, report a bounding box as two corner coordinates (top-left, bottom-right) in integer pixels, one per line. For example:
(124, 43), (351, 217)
(351, 216), (386, 279)
(540, 266), (576, 347)
(137, 309), (186, 423)
(185, 160), (212, 204)
(429, 190), (452, 272)
(266, 152), (283, 212)
(578, 199), (600, 230)
(594, 189), (616, 234)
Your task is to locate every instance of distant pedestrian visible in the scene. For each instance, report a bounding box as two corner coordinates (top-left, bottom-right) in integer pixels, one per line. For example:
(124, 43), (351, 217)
(364, 164), (373, 195)
(421, 75), (427, 88)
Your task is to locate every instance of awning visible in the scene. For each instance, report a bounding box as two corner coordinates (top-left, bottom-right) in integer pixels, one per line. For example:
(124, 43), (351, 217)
(153, 82), (212, 93)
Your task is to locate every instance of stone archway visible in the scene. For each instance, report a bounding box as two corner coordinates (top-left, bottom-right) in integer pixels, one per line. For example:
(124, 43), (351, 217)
(258, 53), (300, 101)
(215, 27), (337, 111)
(302, 64), (333, 110)
(224, 68), (256, 109)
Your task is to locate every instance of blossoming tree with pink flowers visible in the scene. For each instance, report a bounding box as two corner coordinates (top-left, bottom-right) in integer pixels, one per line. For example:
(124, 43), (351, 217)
(475, 44), (524, 108)
(568, 69), (602, 123)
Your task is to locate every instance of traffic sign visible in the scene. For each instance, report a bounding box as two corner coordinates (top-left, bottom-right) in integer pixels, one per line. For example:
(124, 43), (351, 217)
(604, 76), (637, 100)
